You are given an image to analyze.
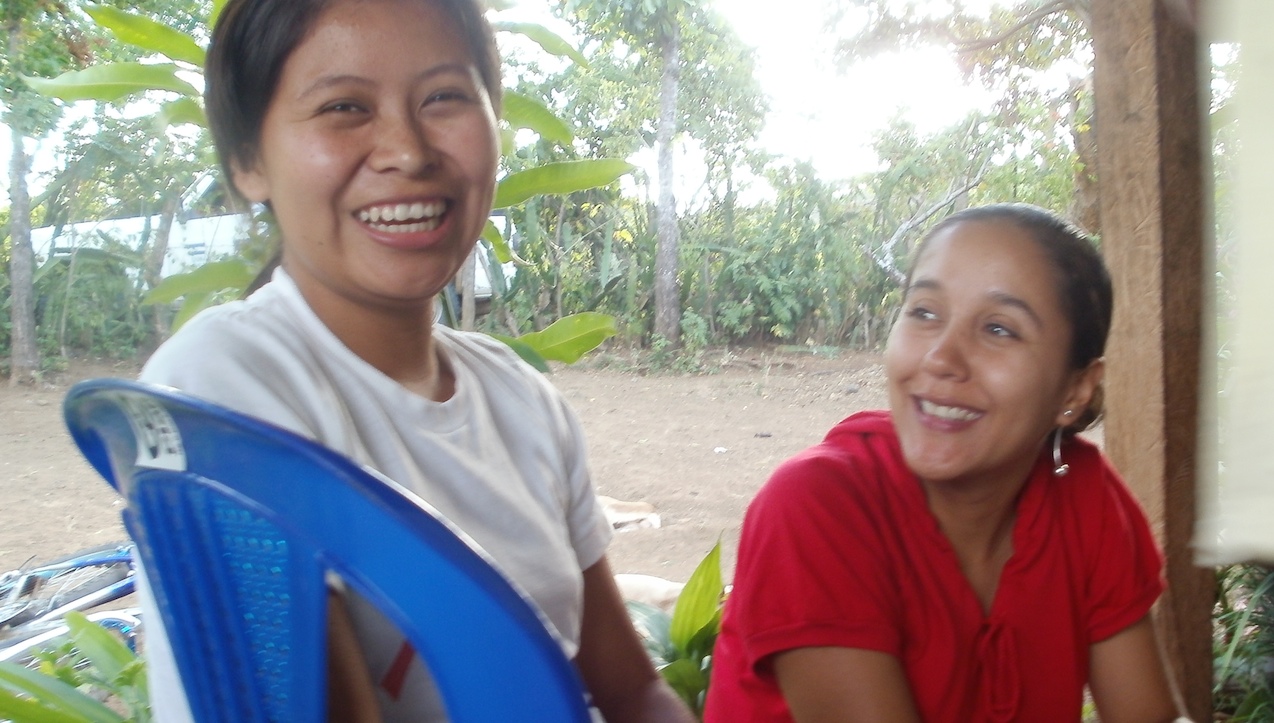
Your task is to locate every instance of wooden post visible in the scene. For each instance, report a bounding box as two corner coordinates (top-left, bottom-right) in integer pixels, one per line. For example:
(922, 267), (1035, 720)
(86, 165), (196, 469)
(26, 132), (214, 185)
(1091, 1), (1213, 719)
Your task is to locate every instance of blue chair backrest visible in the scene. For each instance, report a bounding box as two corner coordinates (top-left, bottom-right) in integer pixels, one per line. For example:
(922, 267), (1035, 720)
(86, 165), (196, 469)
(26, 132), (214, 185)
(63, 378), (591, 723)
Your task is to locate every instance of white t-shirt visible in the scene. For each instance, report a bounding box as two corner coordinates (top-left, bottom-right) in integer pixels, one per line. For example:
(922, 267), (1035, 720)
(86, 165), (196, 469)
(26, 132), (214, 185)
(137, 269), (612, 720)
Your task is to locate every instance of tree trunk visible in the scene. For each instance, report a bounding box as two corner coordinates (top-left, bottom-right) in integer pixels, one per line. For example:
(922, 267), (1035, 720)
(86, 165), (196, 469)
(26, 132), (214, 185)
(8, 121), (39, 386)
(653, 23), (682, 346)
(145, 191), (180, 341)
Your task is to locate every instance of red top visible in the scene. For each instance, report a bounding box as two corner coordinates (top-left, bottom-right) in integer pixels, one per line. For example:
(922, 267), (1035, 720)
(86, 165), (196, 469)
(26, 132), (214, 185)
(705, 411), (1164, 723)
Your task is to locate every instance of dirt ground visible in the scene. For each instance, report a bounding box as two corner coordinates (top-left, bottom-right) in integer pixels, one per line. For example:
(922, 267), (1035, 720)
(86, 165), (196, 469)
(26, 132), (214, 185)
(0, 347), (888, 585)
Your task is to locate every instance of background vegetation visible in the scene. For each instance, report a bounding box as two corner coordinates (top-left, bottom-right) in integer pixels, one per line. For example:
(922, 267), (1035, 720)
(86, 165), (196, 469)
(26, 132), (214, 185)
(1, 0), (1261, 716)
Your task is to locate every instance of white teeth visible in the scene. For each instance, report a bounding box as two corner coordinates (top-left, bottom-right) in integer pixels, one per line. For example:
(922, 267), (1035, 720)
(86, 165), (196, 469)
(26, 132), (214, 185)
(357, 201), (447, 224)
(919, 399), (980, 422)
(374, 217), (443, 233)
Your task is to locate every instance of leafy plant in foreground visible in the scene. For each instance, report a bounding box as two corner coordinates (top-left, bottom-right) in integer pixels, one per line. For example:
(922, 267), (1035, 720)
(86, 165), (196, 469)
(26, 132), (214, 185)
(626, 542), (723, 718)
(0, 611), (150, 722)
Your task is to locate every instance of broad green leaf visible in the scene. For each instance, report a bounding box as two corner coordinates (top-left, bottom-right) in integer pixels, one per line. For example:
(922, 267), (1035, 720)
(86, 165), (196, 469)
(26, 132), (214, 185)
(487, 334), (550, 372)
(494, 160), (635, 209)
(490, 22), (588, 68)
(84, 5), (206, 66)
(143, 259), (253, 304)
(656, 658), (707, 709)
(0, 689), (86, 723)
(501, 91), (572, 146)
(670, 542), (722, 652)
(481, 219), (512, 263)
(511, 312), (616, 364)
(0, 662), (124, 722)
(24, 63), (200, 103)
(171, 291), (214, 331)
(157, 98), (207, 128)
(65, 612), (134, 683)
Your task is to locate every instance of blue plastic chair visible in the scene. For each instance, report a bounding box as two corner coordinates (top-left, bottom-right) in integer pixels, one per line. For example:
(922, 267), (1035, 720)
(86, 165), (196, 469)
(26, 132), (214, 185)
(63, 378), (591, 723)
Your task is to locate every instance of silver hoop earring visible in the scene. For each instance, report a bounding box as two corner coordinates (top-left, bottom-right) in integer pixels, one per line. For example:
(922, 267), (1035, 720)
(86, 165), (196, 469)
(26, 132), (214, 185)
(1052, 427), (1070, 477)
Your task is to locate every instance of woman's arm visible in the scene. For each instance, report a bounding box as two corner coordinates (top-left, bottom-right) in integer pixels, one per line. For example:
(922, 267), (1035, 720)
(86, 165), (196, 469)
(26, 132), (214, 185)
(773, 647), (921, 723)
(575, 556), (697, 723)
(326, 590), (382, 723)
(1089, 615), (1182, 723)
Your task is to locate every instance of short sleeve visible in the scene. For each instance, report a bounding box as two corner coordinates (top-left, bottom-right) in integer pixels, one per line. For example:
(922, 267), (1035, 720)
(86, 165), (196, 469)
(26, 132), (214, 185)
(729, 446), (905, 675)
(1082, 457), (1165, 642)
(555, 393), (612, 571)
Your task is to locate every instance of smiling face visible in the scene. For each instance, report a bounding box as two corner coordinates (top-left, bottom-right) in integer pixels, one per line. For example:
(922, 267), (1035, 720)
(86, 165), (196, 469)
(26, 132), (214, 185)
(231, 0), (500, 317)
(885, 220), (1101, 491)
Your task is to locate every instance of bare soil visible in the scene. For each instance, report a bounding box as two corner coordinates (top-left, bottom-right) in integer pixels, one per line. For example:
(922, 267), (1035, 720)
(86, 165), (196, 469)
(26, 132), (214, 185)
(0, 348), (888, 583)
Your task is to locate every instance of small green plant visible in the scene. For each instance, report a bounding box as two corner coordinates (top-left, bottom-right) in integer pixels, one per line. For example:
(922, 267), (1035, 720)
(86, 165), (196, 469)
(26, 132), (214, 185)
(0, 612), (150, 722)
(626, 543), (724, 719)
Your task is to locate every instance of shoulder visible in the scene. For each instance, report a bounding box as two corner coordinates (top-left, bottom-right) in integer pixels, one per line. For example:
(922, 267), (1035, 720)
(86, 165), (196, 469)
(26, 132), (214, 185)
(140, 282), (330, 435)
(144, 284), (307, 384)
(759, 410), (903, 500)
(749, 410), (915, 532)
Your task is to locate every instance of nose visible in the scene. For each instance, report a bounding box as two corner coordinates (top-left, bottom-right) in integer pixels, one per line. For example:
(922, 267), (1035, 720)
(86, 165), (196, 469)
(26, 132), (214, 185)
(919, 326), (970, 380)
(368, 110), (438, 175)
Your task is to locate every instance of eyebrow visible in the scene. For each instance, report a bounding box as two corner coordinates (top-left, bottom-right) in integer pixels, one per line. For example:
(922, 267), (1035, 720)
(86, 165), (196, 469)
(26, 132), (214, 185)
(295, 63), (476, 100)
(988, 291), (1043, 328)
(905, 280), (1044, 328)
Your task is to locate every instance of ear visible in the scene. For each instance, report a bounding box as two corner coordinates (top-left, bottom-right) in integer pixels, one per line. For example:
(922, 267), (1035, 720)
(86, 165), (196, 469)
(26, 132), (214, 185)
(1055, 357), (1104, 427)
(230, 153), (270, 204)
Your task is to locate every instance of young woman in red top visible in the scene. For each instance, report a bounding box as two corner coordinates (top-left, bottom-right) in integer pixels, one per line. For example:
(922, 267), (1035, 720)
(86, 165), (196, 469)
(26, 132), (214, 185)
(706, 204), (1183, 722)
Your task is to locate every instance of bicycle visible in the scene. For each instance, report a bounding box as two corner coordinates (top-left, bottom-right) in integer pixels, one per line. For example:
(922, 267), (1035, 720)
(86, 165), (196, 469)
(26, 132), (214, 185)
(0, 541), (139, 664)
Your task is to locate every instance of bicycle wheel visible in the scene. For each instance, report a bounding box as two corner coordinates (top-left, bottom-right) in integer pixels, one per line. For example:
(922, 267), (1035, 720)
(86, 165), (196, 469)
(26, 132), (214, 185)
(0, 542), (133, 631)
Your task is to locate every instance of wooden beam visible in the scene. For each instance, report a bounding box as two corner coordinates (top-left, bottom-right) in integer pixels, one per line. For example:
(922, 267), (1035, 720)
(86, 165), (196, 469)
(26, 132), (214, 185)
(1091, 0), (1213, 719)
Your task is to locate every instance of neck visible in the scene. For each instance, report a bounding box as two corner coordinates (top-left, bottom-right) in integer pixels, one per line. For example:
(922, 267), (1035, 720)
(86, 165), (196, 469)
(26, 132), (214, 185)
(923, 479), (1021, 561)
(920, 466), (1035, 614)
(294, 280), (453, 402)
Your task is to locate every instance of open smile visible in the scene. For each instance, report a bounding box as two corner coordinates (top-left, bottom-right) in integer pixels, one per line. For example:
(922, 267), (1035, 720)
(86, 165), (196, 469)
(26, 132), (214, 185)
(356, 200), (449, 234)
(917, 397), (983, 423)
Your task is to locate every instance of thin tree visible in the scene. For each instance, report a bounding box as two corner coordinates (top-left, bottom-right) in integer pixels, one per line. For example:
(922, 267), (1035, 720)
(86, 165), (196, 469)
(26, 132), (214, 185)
(561, 0), (694, 346)
(2, 0), (88, 385)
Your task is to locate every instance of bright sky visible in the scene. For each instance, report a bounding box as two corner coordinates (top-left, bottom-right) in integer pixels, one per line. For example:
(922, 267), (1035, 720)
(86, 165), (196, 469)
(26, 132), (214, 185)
(1, 0), (997, 206)
(714, 0), (995, 180)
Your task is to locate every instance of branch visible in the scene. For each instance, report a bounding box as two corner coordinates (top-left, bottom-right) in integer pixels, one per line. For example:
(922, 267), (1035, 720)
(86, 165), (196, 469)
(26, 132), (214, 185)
(875, 156), (993, 281)
(951, 0), (1070, 54)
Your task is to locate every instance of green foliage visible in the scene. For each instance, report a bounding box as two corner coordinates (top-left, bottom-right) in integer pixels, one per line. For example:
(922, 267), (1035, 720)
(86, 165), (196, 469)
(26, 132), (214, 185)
(1215, 564), (1274, 719)
(142, 258), (254, 331)
(23, 63), (200, 103)
(494, 160), (637, 212)
(0, 612), (150, 722)
(22, 2), (630, 363)
(0, 242), (155, 364)
(626, 543), (723, 718)
(490, 312), (617, 371)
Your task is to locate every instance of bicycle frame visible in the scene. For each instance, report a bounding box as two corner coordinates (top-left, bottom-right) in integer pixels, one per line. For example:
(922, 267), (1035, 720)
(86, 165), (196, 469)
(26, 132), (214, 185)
(0, 543), (138, 662)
